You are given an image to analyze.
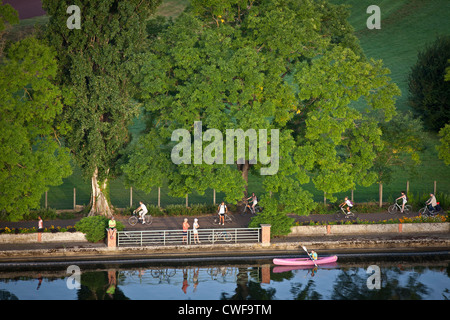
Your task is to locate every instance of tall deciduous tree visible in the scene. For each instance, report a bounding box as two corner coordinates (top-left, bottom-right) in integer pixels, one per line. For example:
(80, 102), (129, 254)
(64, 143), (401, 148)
(125, 0), (399, 234)
(408, 36), (450, 132)
(43, 0), (161, 216)
(0, 36), (72, 220)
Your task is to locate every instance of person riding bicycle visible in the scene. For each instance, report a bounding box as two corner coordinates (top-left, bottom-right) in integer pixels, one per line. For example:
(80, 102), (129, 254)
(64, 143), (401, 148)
(134, 201), (148, 224)
(339, 197), (353, 214)
(395, 191), (408, 213)
(425, 193), (438, 213)
(218, 201), (227, 225)
(247, 193), (258, 214)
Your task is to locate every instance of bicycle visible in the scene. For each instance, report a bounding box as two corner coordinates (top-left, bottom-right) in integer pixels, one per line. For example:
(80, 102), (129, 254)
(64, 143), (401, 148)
(335, 205), (357, 220)
(213, 212), (233, 225)
(240, 199), (263, 215)
(208, 230), (233, 243)
(128, 210), (153, 226)
(418, 203), (442, 217)
(388, 201), (412, 215)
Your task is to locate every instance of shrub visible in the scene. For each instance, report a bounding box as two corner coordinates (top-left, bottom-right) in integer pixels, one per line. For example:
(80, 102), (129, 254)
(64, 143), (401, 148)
(75, 216), (123, 243)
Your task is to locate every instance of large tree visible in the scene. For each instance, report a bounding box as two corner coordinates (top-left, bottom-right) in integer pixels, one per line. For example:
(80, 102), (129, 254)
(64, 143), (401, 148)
(0, 36), (72, 220)
(43, 0), (161, 216)
(408, 36), (450, 132)
(124, 0), (399, 233)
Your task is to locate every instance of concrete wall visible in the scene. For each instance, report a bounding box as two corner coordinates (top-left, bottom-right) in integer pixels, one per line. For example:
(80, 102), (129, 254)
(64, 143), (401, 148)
(0, 232), (87, 243)
(290, 222), (449, 236)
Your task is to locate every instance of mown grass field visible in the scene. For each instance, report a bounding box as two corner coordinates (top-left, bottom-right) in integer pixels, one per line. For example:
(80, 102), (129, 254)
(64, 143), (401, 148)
(32, 0), (449, 210)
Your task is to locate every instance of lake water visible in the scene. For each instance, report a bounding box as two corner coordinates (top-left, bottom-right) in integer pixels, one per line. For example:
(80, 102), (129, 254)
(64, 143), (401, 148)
(0, 253), (449, 300)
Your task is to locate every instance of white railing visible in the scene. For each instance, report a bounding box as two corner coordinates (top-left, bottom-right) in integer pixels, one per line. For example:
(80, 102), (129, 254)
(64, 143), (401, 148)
(117, 227), (261, 247)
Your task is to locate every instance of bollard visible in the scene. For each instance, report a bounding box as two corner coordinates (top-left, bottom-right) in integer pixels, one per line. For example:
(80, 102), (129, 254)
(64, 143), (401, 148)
(261, 224), (271, 246)
(106, 228), (117, 249)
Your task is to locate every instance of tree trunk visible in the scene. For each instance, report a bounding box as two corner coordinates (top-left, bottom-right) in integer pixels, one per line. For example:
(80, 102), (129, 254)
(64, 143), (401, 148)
(237, 160), (250, 199)
(89, 167), (112, 217)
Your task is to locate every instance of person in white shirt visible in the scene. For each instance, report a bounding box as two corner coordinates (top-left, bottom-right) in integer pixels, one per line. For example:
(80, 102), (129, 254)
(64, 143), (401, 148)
(426, 193), (437, 212)
(135, 201), (148, 224)
(217, 201), (227, 225)
(339, 196), (353, 213)
(395, 191), (407, 213)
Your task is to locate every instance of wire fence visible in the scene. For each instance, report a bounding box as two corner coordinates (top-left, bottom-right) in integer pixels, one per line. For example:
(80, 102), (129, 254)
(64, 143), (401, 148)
(41, 178), (448, 211)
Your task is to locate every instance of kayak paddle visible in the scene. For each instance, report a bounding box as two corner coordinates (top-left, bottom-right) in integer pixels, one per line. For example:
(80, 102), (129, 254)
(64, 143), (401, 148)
(302, 245), (318, 267)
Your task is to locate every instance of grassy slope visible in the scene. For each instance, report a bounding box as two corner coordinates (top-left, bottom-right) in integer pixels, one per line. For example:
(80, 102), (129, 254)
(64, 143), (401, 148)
(40, 0), (449, 209)
(329, 0), (450, 202)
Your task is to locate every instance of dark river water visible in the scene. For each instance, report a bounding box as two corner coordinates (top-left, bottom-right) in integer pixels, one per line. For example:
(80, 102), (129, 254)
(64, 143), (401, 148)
(0, 253), (449, 300)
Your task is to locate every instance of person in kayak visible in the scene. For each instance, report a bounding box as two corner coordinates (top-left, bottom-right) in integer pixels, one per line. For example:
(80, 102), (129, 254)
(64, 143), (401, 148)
(309, 250), (318, 260)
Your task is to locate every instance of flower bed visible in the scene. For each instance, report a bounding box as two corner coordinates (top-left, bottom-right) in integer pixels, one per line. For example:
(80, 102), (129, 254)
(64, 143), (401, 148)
(0, 225), (76, 234)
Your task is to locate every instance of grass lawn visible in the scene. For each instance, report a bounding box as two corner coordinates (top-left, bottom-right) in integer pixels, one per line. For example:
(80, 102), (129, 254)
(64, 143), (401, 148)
(28, 0), (450, 210)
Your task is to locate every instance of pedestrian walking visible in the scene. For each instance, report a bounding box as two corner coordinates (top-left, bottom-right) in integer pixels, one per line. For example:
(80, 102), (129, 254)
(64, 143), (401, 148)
(37, 216), (43, 242)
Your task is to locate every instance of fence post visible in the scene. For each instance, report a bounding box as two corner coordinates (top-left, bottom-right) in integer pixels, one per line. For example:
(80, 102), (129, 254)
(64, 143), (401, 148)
(379, 183), (383, 208)
(73, 188), (76, 210)
(434, 181), (437, 194)
(186, 194), (188, 208)
(261, 224), (271, 246)
(107, 228), (116, 249)
(213, 189), (216, 205)
(130, 187), (133, 208)
(406, 181), (409, 194)
(158, 187), (161, 207)
(45, 191), (48, 209)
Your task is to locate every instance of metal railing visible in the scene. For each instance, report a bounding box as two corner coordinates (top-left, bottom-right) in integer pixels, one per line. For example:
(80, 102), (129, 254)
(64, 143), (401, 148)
(117, 227), (261, 247)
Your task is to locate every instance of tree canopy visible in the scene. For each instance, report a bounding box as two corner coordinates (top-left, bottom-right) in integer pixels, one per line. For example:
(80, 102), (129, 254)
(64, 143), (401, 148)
(123, 0), (400, 234)
(408, 36), (450, 132)
(43, 0), (162, 216)
(0, 36), (72, 220)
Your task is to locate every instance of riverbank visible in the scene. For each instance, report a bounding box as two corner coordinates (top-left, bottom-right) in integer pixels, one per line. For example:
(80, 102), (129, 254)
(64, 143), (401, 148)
(0, 230), (449, 266)
(0, 213), (448, 265)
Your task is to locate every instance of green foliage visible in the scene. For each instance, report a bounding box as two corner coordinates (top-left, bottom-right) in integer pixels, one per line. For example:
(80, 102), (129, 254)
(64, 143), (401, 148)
(248, 195), (294, 237)
(0, 36), (72, 221)
(124, 203), (217, 216)
(75, 215), (123, 243)
(0, 0), (19, 32)
(437, 124), (450, 165)
(408, 36), (450, 132)
(445, 59), (450, 82)
(26, 208), (58, 221)
(373, 112), (425, 184)
(125, 0), (400, 217)
(43, 0), (162, 215)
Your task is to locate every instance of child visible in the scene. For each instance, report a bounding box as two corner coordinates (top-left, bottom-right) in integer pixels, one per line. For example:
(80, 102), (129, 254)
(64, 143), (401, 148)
(396, 191), (407, 213)
(182, 218), (190, 244)
(193, 218), (200, 244)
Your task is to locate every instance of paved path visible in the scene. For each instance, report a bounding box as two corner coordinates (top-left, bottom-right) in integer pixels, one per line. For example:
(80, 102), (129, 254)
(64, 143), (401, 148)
(0, 209), (443, 232)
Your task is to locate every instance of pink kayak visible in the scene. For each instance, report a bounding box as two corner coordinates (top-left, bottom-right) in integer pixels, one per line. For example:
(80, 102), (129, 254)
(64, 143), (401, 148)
(273, 255), (338, 266)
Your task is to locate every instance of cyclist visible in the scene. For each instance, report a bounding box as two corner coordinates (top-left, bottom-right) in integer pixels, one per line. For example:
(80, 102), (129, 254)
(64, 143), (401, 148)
(217, 201), (227, 225)
(339, 196), (354, 214)
(395, 191), (407, 213)
(425, 193), (438, 213)
(134, 201), (148, 224)
(247, 193), (258, 214)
